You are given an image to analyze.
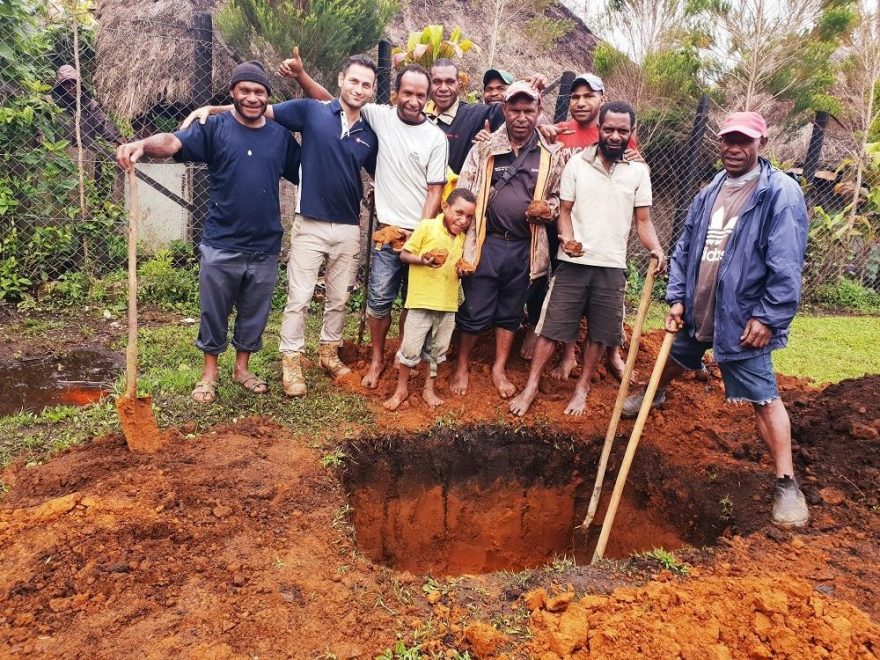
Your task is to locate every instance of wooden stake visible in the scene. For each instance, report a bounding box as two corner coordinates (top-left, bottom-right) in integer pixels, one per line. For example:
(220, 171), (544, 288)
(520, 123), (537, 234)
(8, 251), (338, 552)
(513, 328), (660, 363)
(591, 329), (676, 564)
(580, 257), (658, 530)
(125, 169), (139, 399)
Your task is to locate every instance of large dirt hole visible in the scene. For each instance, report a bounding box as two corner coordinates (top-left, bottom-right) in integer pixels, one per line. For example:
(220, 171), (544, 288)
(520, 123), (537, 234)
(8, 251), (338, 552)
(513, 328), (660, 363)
(341, 425), (727, 576)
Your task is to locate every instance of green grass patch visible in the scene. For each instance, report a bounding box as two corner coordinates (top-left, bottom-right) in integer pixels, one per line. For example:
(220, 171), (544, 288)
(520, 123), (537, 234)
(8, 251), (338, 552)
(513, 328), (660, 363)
(1, 306), (374, 469)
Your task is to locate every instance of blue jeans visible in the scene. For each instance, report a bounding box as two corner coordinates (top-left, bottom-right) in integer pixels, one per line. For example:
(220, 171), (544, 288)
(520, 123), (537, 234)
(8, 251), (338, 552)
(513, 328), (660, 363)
(670, 330), (780, 405)
(367, 243), (408, 319)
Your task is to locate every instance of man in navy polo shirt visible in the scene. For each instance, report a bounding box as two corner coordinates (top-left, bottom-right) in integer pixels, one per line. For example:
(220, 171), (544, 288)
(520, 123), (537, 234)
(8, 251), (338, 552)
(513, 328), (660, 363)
(182, 55), (380, 397)
(117, 61), (300, 404)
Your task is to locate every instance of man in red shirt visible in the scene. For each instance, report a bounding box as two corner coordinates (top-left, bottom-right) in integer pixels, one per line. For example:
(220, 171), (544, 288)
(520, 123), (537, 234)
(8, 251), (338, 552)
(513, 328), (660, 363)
(522, 72), (638, 382)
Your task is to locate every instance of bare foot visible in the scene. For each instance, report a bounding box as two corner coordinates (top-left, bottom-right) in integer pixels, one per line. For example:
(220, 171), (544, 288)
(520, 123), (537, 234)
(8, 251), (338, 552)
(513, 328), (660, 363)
(422, 388), (444, 407)
(606, 350), (634, 384)
(564, 385), (591, 416)
(361, 358), (385, 389)
(383, 389), (409, 411)
(450, 365), (470, 395)
(549, 356), (577, 381)
(509, 385), (538, 417)
(492, 369), (517, 399)
(520, 330), (538, 360)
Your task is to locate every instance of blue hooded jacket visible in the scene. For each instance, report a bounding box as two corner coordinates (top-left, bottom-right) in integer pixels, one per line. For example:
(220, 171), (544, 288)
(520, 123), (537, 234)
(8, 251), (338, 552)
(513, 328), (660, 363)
(666, 158), (808, 362)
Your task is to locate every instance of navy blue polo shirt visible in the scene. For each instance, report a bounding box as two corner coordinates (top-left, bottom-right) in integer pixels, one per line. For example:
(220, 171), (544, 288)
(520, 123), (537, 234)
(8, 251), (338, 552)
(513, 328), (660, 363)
(271, 98), (378, 224)
(173, 113), (300, 254)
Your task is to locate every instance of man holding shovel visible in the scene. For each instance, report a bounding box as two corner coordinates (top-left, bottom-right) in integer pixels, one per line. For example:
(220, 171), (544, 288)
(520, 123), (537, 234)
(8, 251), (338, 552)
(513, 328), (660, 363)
(509, 101), (664, 417)
(622, 111), (810, 528)
(116, 61), (301, 404)
(182, 53), (381, 397)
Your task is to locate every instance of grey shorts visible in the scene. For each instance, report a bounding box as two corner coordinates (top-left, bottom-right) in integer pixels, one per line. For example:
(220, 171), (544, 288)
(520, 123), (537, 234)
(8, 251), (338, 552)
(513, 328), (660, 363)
(535, 262), (626, 345)
(396, 308), (455, 377)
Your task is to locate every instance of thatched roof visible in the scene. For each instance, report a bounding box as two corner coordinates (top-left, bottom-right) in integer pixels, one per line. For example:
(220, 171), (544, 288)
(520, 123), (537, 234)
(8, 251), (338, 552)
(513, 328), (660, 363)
(94, 0), (237, 119)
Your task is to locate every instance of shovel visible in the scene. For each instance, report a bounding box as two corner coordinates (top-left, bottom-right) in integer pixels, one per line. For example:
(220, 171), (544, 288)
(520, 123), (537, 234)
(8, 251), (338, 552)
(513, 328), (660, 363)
(115, 169), (165, 453)
(357, 186), (376, 351)
(591, 328), (676, 564)
(580, 257), (658, 531)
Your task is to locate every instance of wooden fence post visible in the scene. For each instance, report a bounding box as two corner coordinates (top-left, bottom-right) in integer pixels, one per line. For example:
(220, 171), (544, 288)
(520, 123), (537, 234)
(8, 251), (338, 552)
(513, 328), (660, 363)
(191, 12), (212, 247)
(671, 93), (709, 246)
(553, 71), (575, 124)
(377, 40), (392, 105)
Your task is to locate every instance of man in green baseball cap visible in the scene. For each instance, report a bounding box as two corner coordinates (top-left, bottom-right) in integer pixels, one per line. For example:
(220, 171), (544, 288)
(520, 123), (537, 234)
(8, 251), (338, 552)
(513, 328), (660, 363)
(482, 68), (515, 104)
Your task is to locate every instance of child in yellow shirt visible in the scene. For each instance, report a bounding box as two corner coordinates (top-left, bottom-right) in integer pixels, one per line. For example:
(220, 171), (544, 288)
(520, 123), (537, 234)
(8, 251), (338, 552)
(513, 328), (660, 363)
(383, 189), (477, 410)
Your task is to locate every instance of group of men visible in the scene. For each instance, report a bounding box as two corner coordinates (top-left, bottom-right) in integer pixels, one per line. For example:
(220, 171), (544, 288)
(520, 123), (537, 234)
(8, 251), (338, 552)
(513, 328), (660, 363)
(115, 50), (810, 528)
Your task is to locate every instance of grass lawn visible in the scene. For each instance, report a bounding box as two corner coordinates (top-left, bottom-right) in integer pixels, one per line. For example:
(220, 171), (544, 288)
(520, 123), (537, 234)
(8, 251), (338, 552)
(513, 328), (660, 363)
(1, 303), (877, 470)
(640, 306), (879, 384)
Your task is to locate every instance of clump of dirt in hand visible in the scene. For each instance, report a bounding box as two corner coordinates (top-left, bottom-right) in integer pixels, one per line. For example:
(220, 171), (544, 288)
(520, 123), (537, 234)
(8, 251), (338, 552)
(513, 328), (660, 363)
(456, 259), (476, 274)
(371, 225), (407, 251)
(526, 200), (553, 224)
(561, 239), (584, 257)
(424, 248), (449, 266)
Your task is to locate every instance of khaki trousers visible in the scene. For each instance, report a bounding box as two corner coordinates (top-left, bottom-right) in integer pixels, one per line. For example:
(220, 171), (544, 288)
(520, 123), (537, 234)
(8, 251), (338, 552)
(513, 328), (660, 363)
(278, 214), (360, 353)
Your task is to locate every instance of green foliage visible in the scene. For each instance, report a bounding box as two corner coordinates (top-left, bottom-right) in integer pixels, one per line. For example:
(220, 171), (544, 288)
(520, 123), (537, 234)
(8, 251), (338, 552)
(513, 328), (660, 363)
(217, 0), (398, 90)
(393, 25), (475, 69)
(592, 41), (629, 78)
(815, 276), (880, 312)
(138, 250), (200, 311)
(375, 640), (423, 660)
(642, 548), (691, 574)
(523, 16), (574, 51)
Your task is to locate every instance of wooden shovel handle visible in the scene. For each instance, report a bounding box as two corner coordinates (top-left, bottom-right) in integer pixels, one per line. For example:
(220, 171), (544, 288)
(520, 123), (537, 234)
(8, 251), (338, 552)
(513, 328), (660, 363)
(580, 257), (658, 530)
(125, 169), (139, 399)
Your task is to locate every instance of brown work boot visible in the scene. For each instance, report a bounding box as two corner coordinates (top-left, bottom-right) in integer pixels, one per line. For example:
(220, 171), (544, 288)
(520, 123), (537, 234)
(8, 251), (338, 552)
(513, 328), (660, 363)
(318, 342), (352, 378)
(281, 351), (307, 397)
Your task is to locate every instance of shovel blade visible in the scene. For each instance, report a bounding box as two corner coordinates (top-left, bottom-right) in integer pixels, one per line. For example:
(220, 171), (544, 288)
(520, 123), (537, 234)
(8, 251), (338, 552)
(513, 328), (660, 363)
(116, 394), (166, 454)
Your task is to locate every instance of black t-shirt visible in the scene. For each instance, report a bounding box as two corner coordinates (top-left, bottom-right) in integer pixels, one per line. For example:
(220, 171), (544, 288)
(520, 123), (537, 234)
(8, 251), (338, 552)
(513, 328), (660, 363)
(486, 139), (540, 240)
(173, 113), (301, 254)
(438, 102), (504, 174)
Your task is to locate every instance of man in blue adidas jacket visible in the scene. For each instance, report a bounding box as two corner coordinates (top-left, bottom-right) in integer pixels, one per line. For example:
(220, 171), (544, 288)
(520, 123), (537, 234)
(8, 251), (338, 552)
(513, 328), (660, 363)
(624, 111), (810, 528)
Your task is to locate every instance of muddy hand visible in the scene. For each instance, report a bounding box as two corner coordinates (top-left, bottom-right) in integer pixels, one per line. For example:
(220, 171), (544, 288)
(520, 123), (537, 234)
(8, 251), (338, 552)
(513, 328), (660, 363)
(740, 318), (771, 348)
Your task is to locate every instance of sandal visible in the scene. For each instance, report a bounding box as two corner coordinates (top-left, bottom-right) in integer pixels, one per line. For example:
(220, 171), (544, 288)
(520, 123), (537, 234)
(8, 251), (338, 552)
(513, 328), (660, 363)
(235, 373), (268, 395)
(192, 379), (217, 404)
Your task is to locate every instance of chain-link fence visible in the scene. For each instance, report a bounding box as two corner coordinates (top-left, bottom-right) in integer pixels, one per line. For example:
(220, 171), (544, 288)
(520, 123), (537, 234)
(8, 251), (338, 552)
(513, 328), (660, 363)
(2, 12), (878, 311)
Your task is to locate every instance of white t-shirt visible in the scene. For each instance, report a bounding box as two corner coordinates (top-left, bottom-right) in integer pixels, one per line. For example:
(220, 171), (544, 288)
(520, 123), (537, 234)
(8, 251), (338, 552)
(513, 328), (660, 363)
(360, 104), (448, 230)
(559, 145), (652, 269)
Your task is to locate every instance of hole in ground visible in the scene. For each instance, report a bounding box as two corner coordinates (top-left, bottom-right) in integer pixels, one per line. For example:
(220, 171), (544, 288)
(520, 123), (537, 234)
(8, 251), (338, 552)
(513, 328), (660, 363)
(341, 425), (730, 576)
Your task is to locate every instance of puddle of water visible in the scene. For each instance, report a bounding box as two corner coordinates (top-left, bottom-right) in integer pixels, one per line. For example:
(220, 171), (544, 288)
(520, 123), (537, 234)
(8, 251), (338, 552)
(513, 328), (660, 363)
(0, 348), (121, 416)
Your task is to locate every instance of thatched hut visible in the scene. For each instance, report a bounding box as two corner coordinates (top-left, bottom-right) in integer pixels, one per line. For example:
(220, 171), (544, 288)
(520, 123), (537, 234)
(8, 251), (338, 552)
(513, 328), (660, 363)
(93, 0), (238, 121)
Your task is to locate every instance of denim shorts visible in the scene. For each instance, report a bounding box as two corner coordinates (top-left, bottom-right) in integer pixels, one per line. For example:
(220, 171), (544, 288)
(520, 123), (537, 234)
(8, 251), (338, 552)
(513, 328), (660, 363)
(670, 330), (779, 405)
(367, 243), (408, 319)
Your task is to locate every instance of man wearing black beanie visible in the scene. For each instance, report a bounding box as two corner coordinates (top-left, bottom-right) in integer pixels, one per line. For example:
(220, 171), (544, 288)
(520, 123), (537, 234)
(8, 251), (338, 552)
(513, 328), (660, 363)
(116, 60), (301, 404)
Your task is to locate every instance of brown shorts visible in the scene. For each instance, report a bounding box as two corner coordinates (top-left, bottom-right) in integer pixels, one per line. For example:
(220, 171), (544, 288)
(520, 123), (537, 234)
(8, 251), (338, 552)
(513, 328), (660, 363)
(535, 262), (626, 345)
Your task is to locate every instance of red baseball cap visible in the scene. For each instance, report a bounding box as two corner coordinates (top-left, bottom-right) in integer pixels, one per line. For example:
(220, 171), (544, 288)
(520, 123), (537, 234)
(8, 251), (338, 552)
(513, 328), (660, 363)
(718, 111), (767, 139)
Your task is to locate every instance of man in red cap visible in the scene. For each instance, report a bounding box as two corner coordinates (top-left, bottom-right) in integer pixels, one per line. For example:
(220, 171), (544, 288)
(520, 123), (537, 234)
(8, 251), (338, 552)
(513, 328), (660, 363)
(623, 111), (811, 528)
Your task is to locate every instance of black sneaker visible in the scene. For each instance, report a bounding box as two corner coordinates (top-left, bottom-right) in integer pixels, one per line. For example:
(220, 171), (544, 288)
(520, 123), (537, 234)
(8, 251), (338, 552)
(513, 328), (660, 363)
(621, 389), (666, 419)
(772, 476), (809, 528)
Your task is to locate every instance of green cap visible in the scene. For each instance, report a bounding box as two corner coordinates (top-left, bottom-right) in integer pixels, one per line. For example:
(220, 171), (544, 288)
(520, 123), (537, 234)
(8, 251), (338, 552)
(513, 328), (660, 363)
(483, 68), (515, 87)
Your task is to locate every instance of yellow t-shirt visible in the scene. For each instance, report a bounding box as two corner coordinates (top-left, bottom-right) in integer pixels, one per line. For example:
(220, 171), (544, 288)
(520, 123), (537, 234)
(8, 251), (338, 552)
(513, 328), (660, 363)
(403, 214), (465, 312)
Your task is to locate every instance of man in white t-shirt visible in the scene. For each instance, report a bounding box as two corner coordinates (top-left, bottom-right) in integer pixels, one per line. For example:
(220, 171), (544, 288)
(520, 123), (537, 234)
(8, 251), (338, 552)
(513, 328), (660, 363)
(279, 60), (449, 388)
(509, 101), (666, 417)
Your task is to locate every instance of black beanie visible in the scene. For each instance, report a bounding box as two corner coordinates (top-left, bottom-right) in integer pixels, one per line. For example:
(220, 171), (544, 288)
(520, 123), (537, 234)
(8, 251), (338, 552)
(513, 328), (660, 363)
(230, 60), (271, 95)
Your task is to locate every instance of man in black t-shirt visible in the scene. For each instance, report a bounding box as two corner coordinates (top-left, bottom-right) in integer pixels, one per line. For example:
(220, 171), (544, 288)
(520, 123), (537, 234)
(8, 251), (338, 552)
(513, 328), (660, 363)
(116, 61), (300, 404)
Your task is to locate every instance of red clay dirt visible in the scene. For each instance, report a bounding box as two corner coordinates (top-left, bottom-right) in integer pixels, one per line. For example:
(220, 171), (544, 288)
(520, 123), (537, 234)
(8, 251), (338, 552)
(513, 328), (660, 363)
(1, 329), (878, 657)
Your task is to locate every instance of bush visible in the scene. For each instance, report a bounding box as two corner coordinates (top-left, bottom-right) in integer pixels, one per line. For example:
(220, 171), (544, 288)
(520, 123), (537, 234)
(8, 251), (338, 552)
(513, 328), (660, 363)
(815, 276), (880, 312)
(138, 250), (200, 311)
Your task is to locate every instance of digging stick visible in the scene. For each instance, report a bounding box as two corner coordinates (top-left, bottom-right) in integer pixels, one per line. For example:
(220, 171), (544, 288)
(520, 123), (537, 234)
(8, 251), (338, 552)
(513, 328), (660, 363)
(580, 257), (658, 531)
(591, 328), (676, 564)
(357, 188), (376, 349)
